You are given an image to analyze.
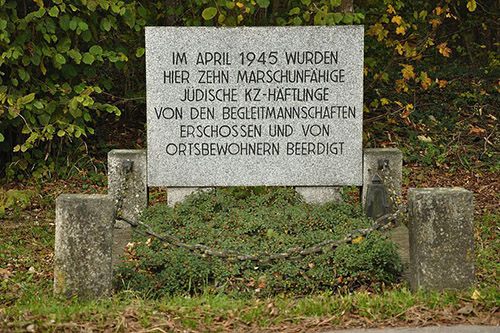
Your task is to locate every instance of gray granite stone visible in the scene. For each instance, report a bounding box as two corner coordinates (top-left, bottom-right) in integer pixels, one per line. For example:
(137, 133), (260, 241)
(108, 149), (148, 269)
(146, 26), (364, 187)
(408, 188), (475, 291)
(54, 194), (114, 299)
(295, 186), (343, 204)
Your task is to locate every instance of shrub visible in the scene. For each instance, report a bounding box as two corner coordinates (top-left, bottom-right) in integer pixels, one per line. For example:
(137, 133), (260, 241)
(115, 187), (402, 298)
(0, 0), (149, 179)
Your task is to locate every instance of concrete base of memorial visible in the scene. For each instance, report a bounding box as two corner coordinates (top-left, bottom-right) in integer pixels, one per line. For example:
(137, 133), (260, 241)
(167, 187), (198, 207)
(167, 187), (213, 207)
(295, 186), (343, 204)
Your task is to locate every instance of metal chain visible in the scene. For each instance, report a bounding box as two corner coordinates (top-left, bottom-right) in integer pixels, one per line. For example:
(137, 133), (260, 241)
(114, 163), (406, 263)
(116, 206), (404, 263)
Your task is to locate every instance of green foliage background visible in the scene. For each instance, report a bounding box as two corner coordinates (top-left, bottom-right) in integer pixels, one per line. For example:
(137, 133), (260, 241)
(0, 0), (498, 179)
(0, 0), (152, 179)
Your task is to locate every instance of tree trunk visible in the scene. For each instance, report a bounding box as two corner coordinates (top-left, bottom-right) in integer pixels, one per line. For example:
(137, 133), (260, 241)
(340, 0), (353, 13)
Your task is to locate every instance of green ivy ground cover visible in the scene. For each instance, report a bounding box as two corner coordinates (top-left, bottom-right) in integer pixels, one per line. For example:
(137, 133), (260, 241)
(116, 187), (403, 297)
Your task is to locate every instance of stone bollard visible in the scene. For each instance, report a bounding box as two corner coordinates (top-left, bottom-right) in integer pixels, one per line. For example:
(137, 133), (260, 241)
(408, 188), (475, 291)
(295, 186), (343, 204)
(108, 149), (147, 268)
(362, 148), (402, 211)
(54, 194), (114, 299)
(362, 148), (408, 264)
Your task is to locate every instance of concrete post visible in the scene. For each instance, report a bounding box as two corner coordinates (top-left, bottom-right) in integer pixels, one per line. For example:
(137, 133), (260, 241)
(408, 188), (475, 291)
(362, 148), (402, 211)
(54, 194), (114, 299)
(108, 149), (147, 268)
(295, 186), (343, 204)
(362, 148), (408, 264)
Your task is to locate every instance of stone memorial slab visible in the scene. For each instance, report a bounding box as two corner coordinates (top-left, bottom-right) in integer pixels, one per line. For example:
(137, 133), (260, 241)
(146, 26), (363, 186)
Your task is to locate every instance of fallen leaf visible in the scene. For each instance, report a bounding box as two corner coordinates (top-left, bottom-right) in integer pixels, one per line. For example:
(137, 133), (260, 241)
(443, 304), (456, 315)
(438, 79), (448, 88)
(471, 289), (482, 300)
(469, 126), (487, 136)
(270, 306), (279, 316)
(457, 303), (474, 315)
(267, 302), (279, 316)
(352, 236), (364, 244)
(0, 268), (12, 278)
(401, 104), (413, 118)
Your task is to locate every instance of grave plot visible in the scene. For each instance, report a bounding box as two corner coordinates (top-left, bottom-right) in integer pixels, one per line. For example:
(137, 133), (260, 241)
(53, 26), (475, 300)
